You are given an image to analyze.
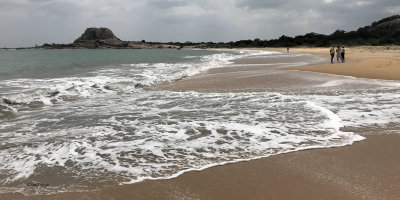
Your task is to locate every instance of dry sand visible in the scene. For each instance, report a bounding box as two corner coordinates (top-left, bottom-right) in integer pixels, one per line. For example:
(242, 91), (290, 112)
(285, 46), (400, 80)
(2, 47), (400, 200)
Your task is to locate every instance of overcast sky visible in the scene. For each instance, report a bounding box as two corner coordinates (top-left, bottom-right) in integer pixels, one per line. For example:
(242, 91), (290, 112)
(1, 0), (399, 47)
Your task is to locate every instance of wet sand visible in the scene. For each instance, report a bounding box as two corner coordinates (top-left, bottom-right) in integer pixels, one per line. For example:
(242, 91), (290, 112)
(2, 47), (400, 200)
(154, 53), (329, 92)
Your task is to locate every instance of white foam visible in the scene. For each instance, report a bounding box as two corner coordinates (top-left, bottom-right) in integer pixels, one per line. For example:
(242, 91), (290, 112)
(305, 101), (343, 131)
(1, 91), (368, 190)
(316, 77), (400, 88)
(1, 50), (278, 110)
(182, 56), (200, 59)
(292, 92), (400, 130)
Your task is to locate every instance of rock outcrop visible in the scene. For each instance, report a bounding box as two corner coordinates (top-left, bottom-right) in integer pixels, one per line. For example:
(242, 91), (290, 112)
(74, 27), (121, 43)
(71, 27), (126, 48)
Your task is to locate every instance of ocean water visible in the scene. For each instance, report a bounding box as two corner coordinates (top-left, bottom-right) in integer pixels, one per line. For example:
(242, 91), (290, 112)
(0, 49), (399, 195)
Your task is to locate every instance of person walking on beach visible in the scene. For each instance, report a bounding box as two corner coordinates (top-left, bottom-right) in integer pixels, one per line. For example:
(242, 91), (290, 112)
(330, 46), (335, 63)
(336, 46), (342, 62)
(341, 46), (345, 62)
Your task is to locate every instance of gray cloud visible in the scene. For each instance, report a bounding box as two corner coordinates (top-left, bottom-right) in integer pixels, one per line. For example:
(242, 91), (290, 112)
(236, 0), (288, 9)
(0, 0), (399, 47)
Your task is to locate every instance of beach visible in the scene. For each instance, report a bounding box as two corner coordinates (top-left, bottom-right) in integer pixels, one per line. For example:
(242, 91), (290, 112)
(155, 46), (400, 93)
(286, 46), (400, 81)
(1, 47), (400, 200)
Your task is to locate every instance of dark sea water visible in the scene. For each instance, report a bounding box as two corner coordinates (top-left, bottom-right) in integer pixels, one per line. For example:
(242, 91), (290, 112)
(0, 49), (399, 195)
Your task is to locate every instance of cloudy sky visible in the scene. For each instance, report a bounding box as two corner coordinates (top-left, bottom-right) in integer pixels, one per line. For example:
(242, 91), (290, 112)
(1, 0), (399, 47)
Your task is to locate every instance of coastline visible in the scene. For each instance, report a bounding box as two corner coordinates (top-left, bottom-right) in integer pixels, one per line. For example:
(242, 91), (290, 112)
(1, 47), (400, 200)
(3, 134), (400, 200)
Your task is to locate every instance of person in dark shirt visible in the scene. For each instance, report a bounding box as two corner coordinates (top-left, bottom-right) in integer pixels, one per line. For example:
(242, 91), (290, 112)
(330, 46), (335, 63)
(341, 46), (346, 62)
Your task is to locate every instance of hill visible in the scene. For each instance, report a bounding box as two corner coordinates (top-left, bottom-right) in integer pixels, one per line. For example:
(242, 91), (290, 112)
(179, 15), (400, 48)
(370, 15), (400, 33)
(223, 15), (400, 47)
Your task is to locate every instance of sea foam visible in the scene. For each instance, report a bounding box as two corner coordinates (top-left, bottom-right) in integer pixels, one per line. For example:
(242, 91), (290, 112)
(0, 50), (274, 112)
(1, 91), (367, 193)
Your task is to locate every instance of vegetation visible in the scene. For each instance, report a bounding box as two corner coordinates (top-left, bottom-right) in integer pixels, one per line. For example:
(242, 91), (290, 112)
(166, 15), (400, 48)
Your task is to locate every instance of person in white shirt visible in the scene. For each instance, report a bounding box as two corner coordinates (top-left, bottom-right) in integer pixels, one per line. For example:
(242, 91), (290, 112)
(336, 46), (342, 62)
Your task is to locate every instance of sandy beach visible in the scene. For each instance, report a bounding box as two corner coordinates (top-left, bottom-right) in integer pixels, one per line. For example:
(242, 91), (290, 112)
(2, 47), (400, 200)
(285, 46), (400, 81)
(155, 46), (400, 92)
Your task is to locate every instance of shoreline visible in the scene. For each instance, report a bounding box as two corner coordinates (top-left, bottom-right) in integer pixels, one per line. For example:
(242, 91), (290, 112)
(153, 46), (400, 93)
(1, 47), (400, 199)
(3, 134), (400, 200)
(153, 50), (329, 92)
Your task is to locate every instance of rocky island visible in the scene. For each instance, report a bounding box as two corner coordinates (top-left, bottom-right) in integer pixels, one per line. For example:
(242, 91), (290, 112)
(40, 27), (178, 49)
